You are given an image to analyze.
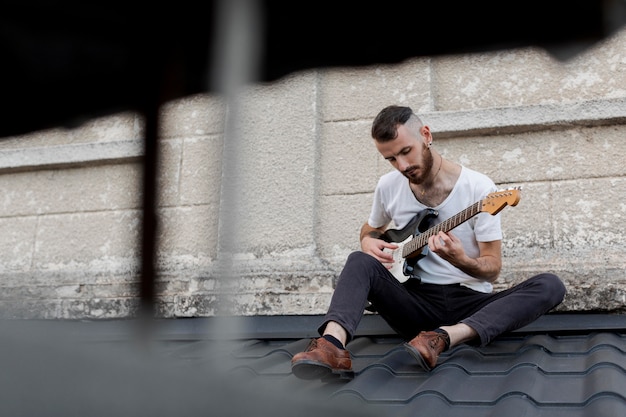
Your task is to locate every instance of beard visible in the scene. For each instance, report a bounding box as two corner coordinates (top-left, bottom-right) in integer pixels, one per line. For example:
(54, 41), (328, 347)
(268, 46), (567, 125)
(404, 148), (434, 185)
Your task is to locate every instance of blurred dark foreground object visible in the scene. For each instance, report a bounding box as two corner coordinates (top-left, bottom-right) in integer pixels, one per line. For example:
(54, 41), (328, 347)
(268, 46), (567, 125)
(0, 318), (379, 417)
(1, 0), (625, 138)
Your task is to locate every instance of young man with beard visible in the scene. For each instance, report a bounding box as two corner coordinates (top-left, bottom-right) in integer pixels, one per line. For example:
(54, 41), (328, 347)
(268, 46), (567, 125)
(291, 105), (566, 379)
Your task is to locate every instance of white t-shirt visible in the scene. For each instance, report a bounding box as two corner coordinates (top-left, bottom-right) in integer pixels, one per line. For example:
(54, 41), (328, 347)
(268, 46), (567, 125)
(368, 166), (502, 293)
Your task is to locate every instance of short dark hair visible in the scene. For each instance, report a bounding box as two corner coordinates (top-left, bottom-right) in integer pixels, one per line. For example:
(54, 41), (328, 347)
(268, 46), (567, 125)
(371, 105), (414, 142)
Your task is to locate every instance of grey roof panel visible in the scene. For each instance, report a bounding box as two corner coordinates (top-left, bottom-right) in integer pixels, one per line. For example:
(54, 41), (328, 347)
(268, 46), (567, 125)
(207, 316), (626, 417)
(3, 314), (626, 416)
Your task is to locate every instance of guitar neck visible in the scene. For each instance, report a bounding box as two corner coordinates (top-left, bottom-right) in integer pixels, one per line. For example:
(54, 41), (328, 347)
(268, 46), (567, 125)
(401, 200), (483, 258)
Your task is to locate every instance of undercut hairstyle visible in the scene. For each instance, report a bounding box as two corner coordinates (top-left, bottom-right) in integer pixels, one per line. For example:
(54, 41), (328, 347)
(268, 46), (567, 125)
(371, 105), (423, 143)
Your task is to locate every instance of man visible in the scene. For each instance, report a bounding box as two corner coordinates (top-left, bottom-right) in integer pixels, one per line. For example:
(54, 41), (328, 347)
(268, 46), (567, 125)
(291, 105), (566, 379)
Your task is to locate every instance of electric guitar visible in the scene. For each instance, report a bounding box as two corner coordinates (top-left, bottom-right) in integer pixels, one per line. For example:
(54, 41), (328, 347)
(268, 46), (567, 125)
(380, 187), (521, 283)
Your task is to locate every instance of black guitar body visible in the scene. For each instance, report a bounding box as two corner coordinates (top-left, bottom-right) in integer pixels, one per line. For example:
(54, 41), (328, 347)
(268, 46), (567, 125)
(381, 208), (439, 280)
(372, 187), (520, 285)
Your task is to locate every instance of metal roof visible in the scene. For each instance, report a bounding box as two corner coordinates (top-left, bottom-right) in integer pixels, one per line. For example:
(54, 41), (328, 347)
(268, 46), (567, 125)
(2, 314), (626, 416)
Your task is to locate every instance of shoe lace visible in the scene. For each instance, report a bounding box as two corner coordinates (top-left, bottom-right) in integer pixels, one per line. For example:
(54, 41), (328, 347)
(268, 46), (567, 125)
(305, 338), (319, 352)
(429, 333), (449, 350)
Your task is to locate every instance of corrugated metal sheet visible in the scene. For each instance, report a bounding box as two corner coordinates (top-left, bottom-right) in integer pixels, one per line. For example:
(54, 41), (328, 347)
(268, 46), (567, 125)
(222, 332), (626, 416)
(2, 314), (626, 416)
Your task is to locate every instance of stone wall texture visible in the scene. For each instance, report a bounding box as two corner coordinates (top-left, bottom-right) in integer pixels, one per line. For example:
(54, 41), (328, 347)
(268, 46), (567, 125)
(2, 29), (626, 319)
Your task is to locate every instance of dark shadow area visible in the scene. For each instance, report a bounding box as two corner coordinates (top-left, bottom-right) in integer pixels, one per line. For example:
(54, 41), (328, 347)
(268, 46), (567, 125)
(2, 0), (625, 138)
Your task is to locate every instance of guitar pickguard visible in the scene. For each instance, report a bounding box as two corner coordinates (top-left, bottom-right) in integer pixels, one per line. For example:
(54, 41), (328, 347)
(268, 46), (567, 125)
(382, 209), (438, 283)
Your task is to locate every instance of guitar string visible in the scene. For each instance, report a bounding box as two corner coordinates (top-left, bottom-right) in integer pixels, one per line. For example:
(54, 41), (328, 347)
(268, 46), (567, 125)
(401, 189), (520, 258)
(402, 202), (481, 257)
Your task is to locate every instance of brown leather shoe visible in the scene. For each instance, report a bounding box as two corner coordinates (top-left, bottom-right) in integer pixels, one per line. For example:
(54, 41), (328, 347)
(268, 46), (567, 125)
(291, 337), (354, 380)
(404, 331), (449, 371)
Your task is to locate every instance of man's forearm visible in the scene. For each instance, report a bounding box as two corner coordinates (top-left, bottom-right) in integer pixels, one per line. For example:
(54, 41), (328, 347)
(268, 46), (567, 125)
(359, 222), (384, 242)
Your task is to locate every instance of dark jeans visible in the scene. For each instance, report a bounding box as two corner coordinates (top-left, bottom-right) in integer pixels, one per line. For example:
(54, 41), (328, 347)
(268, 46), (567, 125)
(319, 251), (567, 346)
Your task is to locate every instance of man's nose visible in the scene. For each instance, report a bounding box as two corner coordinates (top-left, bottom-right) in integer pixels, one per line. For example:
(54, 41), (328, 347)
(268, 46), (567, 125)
(396, 156), (410, 172)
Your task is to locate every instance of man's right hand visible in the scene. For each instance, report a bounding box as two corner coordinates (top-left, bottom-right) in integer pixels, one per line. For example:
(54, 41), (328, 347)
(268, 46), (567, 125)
(361, 235), (398, 269)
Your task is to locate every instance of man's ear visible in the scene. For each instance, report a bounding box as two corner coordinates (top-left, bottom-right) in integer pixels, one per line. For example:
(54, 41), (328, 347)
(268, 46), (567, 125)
(421, 125), (432, 145)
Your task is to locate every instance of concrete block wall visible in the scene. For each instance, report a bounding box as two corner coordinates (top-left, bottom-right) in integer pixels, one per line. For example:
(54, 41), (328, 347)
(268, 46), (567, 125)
(2, 29), (626, 319)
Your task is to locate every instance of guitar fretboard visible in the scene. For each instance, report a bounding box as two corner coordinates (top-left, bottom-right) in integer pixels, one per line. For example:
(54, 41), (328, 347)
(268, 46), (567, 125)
(401, 200), (482, 258)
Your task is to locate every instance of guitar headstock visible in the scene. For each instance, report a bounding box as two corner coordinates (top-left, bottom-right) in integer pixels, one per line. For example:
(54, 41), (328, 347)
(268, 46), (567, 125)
(481, 186), (522, 215)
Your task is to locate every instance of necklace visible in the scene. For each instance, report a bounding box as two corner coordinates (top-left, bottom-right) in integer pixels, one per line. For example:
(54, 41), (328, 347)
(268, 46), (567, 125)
(420, 155), (443, 196)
